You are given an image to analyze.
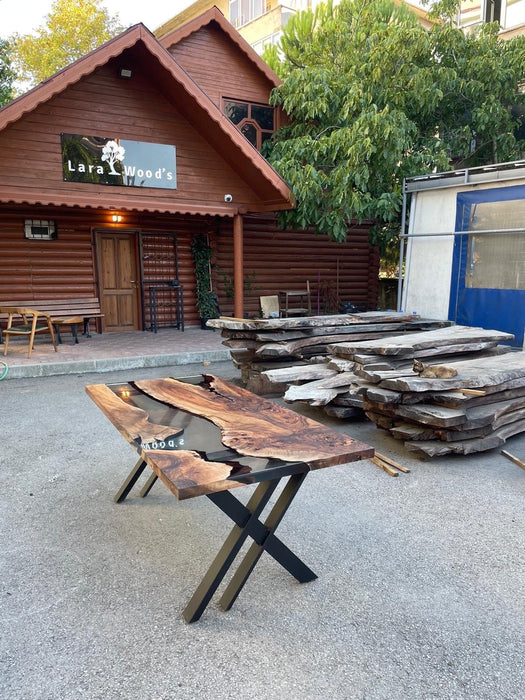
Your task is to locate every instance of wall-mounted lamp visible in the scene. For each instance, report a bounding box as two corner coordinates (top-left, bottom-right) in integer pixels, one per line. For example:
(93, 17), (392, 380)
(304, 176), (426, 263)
(119, 68), (133, 79)
(112, 214), (122, 223)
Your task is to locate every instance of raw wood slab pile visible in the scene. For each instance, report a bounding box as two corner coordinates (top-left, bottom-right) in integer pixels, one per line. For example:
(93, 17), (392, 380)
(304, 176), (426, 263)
(360, 347), (525, 457)
(275, 324), (525, 457)
(207, 312), (448, 394)
(263, 323), (504, 412)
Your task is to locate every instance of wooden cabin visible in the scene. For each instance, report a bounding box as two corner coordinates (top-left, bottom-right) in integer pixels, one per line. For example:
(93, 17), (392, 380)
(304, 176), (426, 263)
(0, 9), (378, 332)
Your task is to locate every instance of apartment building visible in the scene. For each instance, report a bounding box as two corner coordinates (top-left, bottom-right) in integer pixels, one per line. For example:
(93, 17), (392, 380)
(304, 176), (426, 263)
(156, 0), (309, 55)
(458, 0), (525, 38)
(159, 1), (522, 57)
(155, 2), (432, 56)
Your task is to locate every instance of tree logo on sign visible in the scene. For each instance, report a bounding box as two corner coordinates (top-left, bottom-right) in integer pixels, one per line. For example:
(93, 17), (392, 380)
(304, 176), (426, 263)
(101, 140), (125, 175)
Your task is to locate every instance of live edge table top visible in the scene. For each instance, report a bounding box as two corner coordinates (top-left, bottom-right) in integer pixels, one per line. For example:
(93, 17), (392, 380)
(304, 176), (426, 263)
(85, 374), (374, 500)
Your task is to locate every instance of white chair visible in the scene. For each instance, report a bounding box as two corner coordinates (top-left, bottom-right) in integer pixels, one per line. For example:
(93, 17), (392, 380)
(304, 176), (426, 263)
(259, 295), (280, 318)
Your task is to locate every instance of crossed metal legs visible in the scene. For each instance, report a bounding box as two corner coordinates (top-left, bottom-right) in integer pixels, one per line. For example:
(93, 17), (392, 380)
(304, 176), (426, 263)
(183, 471), (317, 623)
(113, 456), (149, 503)
(113, 460), (317, 623)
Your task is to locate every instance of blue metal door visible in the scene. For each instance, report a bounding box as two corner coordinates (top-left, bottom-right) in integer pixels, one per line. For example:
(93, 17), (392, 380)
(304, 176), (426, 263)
(449, 185), (525, 347)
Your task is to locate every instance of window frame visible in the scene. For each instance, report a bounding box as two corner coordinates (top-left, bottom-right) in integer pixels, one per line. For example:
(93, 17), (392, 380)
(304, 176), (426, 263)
(222, 98), (277, 151)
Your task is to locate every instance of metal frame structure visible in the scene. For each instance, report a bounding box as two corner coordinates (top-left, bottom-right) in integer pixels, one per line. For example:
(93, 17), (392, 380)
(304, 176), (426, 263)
(397, 160), (525, 311)
(113, 453), (317, 623)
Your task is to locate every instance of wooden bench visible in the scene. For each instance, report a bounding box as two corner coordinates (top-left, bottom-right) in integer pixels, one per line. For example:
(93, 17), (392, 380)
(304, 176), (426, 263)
(0, 298), (103, 344)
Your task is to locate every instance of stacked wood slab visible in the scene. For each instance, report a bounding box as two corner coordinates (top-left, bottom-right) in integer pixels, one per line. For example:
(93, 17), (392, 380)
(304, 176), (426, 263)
(207, 312), (448, 394)
(361, 349), (525, 457)
(278, 324), (525, 457)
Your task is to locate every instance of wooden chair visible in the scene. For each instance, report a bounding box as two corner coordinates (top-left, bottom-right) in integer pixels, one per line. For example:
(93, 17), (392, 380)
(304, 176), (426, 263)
(0, 307), (58, 358)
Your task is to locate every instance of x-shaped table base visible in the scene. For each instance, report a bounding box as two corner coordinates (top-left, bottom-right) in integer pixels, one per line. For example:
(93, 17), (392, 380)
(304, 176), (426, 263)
(113, 458), (317, 623)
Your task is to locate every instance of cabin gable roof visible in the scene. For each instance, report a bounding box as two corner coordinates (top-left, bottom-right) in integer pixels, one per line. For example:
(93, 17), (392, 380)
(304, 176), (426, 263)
(158, 6), (280, 88)
(0, 23), (292, 216)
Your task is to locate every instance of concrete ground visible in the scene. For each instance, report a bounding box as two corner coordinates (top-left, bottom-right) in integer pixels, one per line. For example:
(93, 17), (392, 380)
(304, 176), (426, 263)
(1, 360), (524, 700)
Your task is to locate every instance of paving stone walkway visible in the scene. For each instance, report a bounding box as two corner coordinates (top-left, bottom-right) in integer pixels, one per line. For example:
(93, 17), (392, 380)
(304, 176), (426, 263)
(0, 326), (230, 379)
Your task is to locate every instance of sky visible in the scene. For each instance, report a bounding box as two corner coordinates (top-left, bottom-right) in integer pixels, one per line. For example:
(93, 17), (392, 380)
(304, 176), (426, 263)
(0, 0), (194, 36)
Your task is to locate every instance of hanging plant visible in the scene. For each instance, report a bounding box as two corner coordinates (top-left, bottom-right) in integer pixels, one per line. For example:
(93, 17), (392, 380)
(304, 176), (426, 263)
(190, 234), (220, 322)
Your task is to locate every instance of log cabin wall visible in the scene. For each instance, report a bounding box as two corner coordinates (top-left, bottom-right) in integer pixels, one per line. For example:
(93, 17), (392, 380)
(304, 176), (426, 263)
(0, 205), (214, 328)
(0, 207), (97, 301)
(213, 214), (379, 317)
(0, 206), (379, 326)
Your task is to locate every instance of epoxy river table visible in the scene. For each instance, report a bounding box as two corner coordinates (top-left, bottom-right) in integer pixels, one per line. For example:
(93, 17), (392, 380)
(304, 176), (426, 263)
(86, 374), (374, 623)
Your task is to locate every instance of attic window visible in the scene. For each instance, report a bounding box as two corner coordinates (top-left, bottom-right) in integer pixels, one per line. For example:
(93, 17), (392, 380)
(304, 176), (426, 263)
(24, 220), (57, 240)
(223, 99), (275, 151)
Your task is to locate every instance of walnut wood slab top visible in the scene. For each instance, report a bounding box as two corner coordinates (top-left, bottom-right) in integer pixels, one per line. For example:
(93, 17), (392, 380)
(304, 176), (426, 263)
(86, 375), (374, 499)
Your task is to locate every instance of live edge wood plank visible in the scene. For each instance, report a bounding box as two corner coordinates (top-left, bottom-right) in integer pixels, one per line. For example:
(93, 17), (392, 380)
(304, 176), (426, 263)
(86, 377), (374, 500)
(328, 326), (514, 358)
(143, 450), (252, 500)
(85, 383), (252, 499)
(133, 375), (374, 468)
(85, 384), (183, 447)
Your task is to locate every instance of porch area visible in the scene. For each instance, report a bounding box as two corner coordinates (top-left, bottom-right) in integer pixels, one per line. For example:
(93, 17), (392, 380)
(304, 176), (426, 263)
(0, 326), (230, 380)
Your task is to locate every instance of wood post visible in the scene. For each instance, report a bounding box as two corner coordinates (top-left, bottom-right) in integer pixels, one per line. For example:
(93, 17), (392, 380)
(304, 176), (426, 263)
(233, 213), (244, 319)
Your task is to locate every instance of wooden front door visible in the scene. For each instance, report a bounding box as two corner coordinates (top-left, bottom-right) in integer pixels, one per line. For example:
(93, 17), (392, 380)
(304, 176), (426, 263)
(96, 232), (140, 332)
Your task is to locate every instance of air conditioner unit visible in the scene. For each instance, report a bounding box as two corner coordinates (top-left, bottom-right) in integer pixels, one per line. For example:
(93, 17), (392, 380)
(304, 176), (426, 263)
(24, 219), (57, 240)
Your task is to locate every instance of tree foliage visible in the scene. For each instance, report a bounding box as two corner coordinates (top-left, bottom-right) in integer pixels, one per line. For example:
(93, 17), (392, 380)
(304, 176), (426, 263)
(10, 0), (124, 88)
(264, 0), (525, 249)
(0, 38), (15, 106)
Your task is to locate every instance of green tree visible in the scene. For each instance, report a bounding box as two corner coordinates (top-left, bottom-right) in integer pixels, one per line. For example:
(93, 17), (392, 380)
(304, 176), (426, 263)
(0, 38), (15, 106)
(10, 0), (124, 87)
(264, 0), (525, 250)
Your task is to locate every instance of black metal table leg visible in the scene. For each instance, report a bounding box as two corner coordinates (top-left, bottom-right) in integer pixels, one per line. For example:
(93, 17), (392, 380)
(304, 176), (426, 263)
(113, 457), (148, 503)
(210, 483), (317, 584)
(140, 472), (158, 498)
(219, 472), (314, 612)
(71, 323), (79, 344)
(182, 472), (317, 623)
(182, 478), (279, 623)
(53, 323), (62, 344)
